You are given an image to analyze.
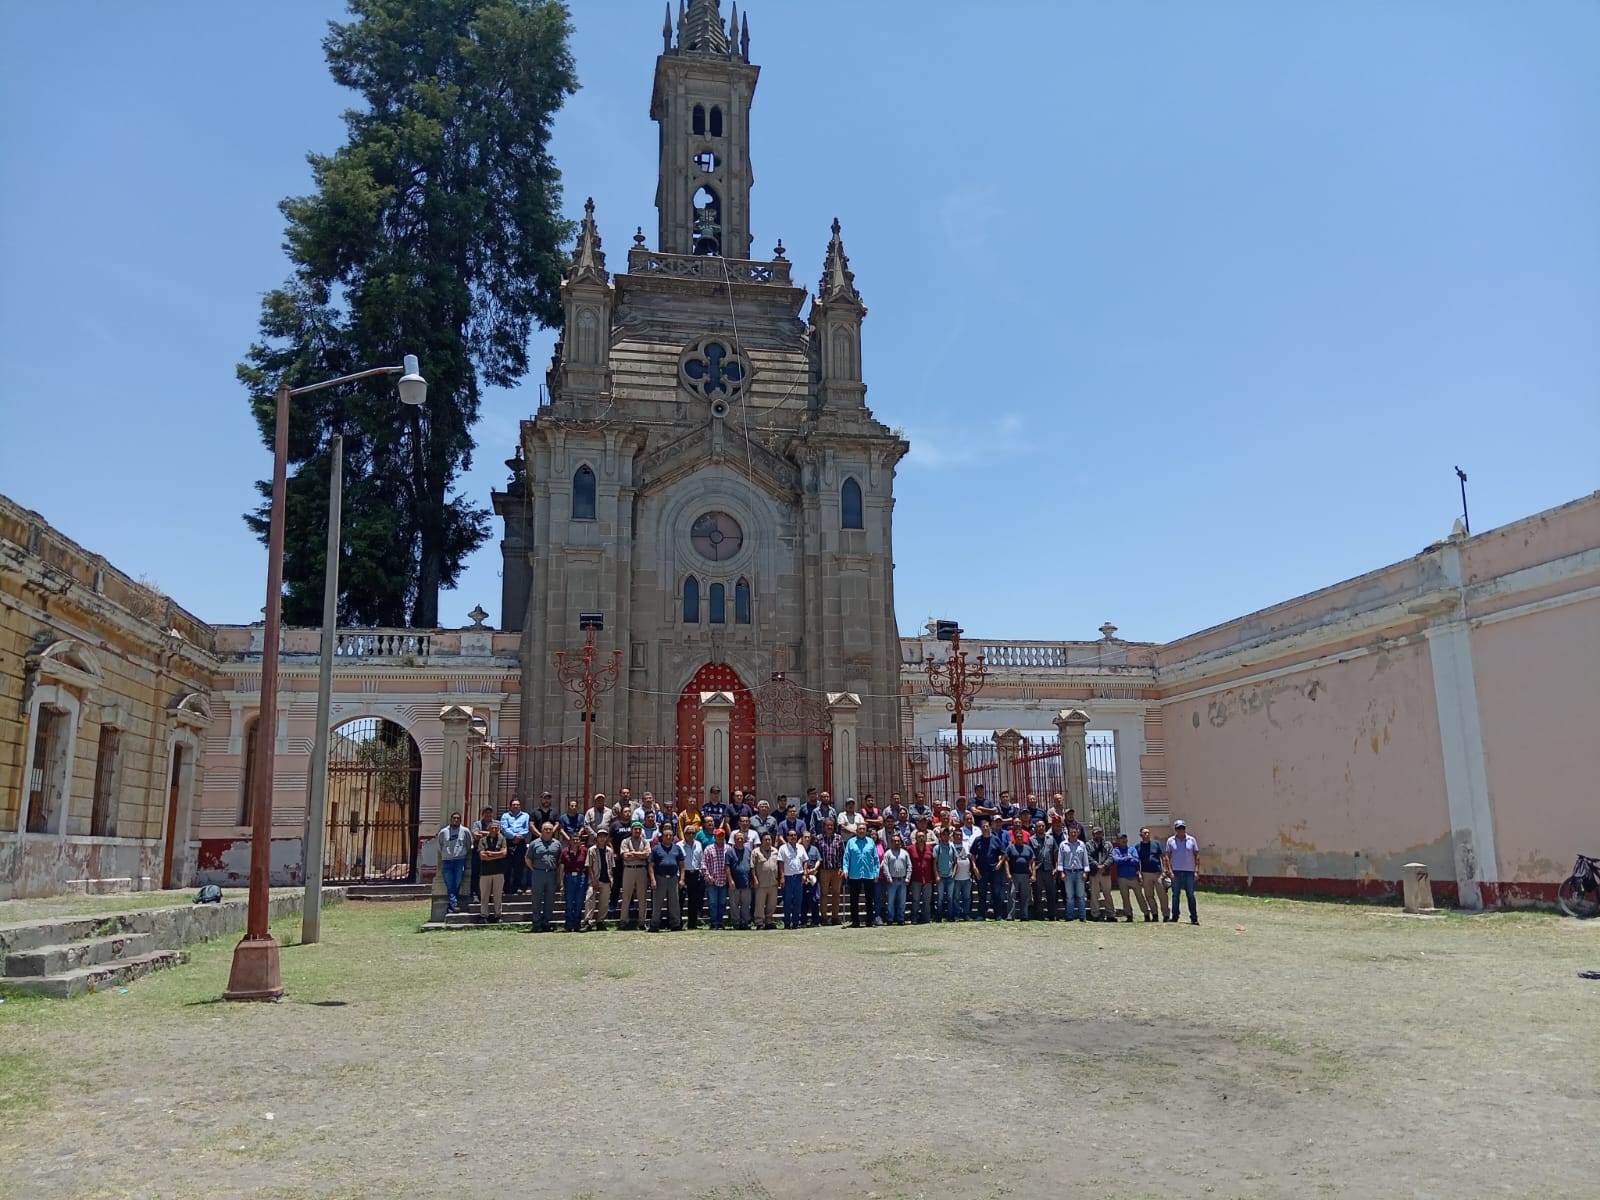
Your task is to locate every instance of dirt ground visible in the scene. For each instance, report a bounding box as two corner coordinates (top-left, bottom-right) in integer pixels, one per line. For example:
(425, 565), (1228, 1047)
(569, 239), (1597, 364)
(2, 894), (1596, 1200)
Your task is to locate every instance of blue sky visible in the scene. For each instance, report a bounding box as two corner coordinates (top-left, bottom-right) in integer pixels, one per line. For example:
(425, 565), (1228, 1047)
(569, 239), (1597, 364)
(2, 1), (1595, 643)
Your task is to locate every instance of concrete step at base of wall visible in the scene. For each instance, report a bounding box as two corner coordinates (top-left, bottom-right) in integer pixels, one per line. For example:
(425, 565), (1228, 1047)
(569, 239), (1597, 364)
(3, 932), (157, 977)
(2, 950), (181, 998)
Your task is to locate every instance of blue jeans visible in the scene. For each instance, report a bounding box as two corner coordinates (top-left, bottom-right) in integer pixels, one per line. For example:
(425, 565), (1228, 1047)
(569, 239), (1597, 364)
(441, 858), (466, 910)
(1171, 870), (1198, 921)
(707, 883), (729, 929)
(869, 878), (883, 924)
(1062, 871), (1087, 920)
(955, 878), (972, 919)
(782, 875), (804, 928)
(937, 877), (956, 920)
(563, 872), (588, 931)
(885, 879), (907, 923)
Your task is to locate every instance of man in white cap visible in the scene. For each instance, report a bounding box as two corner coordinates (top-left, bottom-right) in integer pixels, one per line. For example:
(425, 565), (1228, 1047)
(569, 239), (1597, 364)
(1165, 819), (1201, 924)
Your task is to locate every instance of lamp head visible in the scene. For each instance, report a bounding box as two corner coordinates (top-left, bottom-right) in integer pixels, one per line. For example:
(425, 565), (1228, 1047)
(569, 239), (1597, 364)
(397, 354), (427, 406)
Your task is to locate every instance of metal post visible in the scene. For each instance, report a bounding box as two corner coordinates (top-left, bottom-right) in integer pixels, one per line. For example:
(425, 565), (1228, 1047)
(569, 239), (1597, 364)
(302, 434), (343, 945)
(225, 381), (289, 1001)
(1455, 466), (1470, 535)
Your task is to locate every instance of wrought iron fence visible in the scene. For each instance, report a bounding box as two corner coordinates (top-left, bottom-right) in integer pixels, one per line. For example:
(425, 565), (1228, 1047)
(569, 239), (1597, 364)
(1014, 736), (1063, 806)
(471, 742), (699, 814)
(855, 738), (1121, 831)
(855, 740), (999, 809)
(324, 761), (422, 882)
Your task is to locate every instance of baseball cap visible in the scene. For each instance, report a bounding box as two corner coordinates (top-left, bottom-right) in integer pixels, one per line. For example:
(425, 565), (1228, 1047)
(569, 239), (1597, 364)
(540, 790), (552, 798)
(631, 819), (643, 828)
(1173, 819), (1187, 827)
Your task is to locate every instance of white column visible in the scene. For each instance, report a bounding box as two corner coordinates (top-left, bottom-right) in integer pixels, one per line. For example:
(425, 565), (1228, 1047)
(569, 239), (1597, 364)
(700, 691), (736, 803)
(1423, 545), (1498, 909)
(994, 728), (1022, 801)
(1054, 709), (1090, 818)
(828, 692), (862, 801)
(432, 705), (474, 921)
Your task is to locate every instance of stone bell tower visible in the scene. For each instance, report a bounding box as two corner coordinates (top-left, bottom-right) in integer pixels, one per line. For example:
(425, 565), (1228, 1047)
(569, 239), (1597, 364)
(493, 0), (907, 801)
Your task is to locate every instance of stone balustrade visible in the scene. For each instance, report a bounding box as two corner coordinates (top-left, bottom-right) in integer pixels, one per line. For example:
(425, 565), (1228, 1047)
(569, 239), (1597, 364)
(900, 638), (1159, 673)
(335, 629), (431, 659)
(626, 246), (793, 286)
(213, 625), (520, 661)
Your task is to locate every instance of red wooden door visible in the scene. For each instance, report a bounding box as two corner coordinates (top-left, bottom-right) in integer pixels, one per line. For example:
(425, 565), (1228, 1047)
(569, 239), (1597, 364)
(676, 663), (756, 799)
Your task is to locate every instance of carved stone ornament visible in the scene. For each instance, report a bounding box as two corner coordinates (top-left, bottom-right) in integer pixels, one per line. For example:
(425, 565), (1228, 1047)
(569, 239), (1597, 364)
(679, 336), (753, 403)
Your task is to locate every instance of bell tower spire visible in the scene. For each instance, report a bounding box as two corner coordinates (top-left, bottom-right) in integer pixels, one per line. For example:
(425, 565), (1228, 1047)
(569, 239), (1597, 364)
(650, 0), (760, 257)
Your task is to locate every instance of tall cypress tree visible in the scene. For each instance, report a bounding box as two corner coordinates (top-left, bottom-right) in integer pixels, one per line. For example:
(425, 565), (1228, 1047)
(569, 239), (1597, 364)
(240, 0), (576, 627)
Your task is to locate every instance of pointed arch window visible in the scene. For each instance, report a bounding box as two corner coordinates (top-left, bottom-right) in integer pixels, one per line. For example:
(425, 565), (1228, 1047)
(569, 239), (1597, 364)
(692, 186), (721, 256)
(841, 477), (864, 530)
(709, 582), (726, 624)
(683, 576), (700, 624)
(734, 578), (752, 625)
(709, 106), (724, 138)
(572, 465), (597, 520)
(693, 105), (706, 136)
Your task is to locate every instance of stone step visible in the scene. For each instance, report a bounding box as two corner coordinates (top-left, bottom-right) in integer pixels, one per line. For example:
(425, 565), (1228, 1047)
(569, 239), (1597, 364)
(1, 950), (181, 999)
(0, 915), (119, 956)
(3, 932), (156, 978)
(346, 883), (430, 901)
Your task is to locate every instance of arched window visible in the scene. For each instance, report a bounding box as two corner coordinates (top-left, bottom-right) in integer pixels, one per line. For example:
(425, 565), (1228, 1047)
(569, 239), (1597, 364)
(572, 465), (596, 520)
(709, 582), (726, 624)
(692, 105), (706, 136)
(683, 576), (700, 624)
(709, 106), (724, 137)
(240, 717), (259, 825)
(735, 578), (752, 624)
(841, 477), (864, 530)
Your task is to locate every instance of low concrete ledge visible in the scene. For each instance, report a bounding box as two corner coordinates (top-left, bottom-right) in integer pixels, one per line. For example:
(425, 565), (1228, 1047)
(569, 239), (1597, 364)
(0, 888), (346, 959)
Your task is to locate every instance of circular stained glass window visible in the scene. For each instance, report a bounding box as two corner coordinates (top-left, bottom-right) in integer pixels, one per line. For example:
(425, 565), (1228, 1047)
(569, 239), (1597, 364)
(690, 511), (744, 562)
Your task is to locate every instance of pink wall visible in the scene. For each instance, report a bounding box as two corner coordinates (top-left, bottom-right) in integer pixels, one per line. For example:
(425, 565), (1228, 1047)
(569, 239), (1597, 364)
(1161, 639), (1455, 889)
(1473, 596), (1600, 884)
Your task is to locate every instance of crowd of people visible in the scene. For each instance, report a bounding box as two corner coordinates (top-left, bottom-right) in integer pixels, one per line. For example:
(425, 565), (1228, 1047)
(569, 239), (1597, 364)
(434, 783), (1204, 933)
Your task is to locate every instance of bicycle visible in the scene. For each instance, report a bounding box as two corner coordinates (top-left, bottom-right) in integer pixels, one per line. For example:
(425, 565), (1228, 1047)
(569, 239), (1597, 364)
(1556, 853), (1600, 919)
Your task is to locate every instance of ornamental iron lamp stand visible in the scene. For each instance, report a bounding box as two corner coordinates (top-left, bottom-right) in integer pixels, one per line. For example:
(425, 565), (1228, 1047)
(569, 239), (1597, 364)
(555, 613), (622, 811)
(924, 620), (987, 800)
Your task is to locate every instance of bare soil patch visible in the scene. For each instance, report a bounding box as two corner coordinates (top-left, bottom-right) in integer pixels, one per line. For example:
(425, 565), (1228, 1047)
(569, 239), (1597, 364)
(2, 895), (1597, 1199)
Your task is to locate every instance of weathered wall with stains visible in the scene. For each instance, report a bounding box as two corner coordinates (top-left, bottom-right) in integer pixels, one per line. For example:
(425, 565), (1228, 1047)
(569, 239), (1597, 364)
(1161, 641), (1453, 896)
(2, 494), (217, 899)
(1156, 491), (1599, 905)
(1473, 595), (1600, 888)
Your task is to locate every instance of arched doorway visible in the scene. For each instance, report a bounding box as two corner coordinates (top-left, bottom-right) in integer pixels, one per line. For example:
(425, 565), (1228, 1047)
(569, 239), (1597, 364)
(676, 663), (756, 801)
(324, 716), (422, 882)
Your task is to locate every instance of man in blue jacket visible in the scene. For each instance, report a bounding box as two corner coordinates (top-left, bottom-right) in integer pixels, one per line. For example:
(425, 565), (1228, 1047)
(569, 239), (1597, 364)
(843, 827), (881, 928)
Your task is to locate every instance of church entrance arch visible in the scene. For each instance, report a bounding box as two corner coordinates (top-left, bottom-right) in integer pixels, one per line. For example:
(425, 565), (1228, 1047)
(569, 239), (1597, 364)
(676, 663), (756, 801)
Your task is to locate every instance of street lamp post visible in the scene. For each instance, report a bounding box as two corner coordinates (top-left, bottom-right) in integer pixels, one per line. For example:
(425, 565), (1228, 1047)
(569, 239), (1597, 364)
(554, 613), (622, 810)
(925, 621), (987, 801)
(225, 356), (426, 1000)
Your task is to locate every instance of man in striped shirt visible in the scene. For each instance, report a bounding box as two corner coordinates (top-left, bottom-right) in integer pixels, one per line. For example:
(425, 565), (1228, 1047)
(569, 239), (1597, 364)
(701, 826), (731, 930)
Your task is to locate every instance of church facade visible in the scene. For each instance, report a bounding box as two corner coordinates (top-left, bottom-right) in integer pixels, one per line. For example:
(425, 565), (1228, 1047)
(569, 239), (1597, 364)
(494, 1), (907, 801)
